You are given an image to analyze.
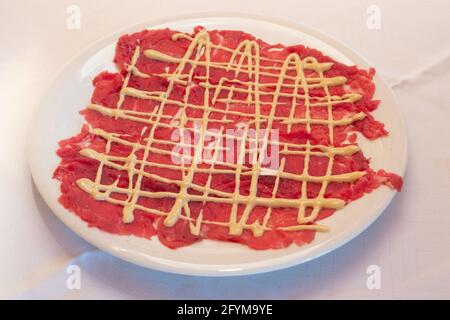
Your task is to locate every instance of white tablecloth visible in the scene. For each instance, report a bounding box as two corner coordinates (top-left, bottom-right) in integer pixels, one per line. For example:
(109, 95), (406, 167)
(1, 0), (449, 299)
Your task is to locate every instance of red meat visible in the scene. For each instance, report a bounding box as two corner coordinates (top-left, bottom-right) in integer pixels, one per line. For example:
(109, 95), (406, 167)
(54, 27), (402, 250)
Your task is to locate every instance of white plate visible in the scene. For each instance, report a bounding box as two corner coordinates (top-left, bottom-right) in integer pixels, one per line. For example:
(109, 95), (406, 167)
(28, 13), (407, 276)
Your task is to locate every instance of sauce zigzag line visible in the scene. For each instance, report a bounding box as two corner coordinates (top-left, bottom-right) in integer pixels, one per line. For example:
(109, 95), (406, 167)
(77, 29), (365, 237)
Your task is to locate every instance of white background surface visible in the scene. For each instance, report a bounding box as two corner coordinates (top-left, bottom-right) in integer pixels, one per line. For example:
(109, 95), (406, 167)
(0, 0), (449, 299)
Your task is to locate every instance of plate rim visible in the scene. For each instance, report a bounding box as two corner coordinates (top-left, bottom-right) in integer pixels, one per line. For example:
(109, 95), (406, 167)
(27, 11), (408, 276)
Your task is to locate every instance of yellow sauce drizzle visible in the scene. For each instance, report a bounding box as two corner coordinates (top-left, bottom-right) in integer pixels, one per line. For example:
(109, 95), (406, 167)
(76, 29), (367, 237)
